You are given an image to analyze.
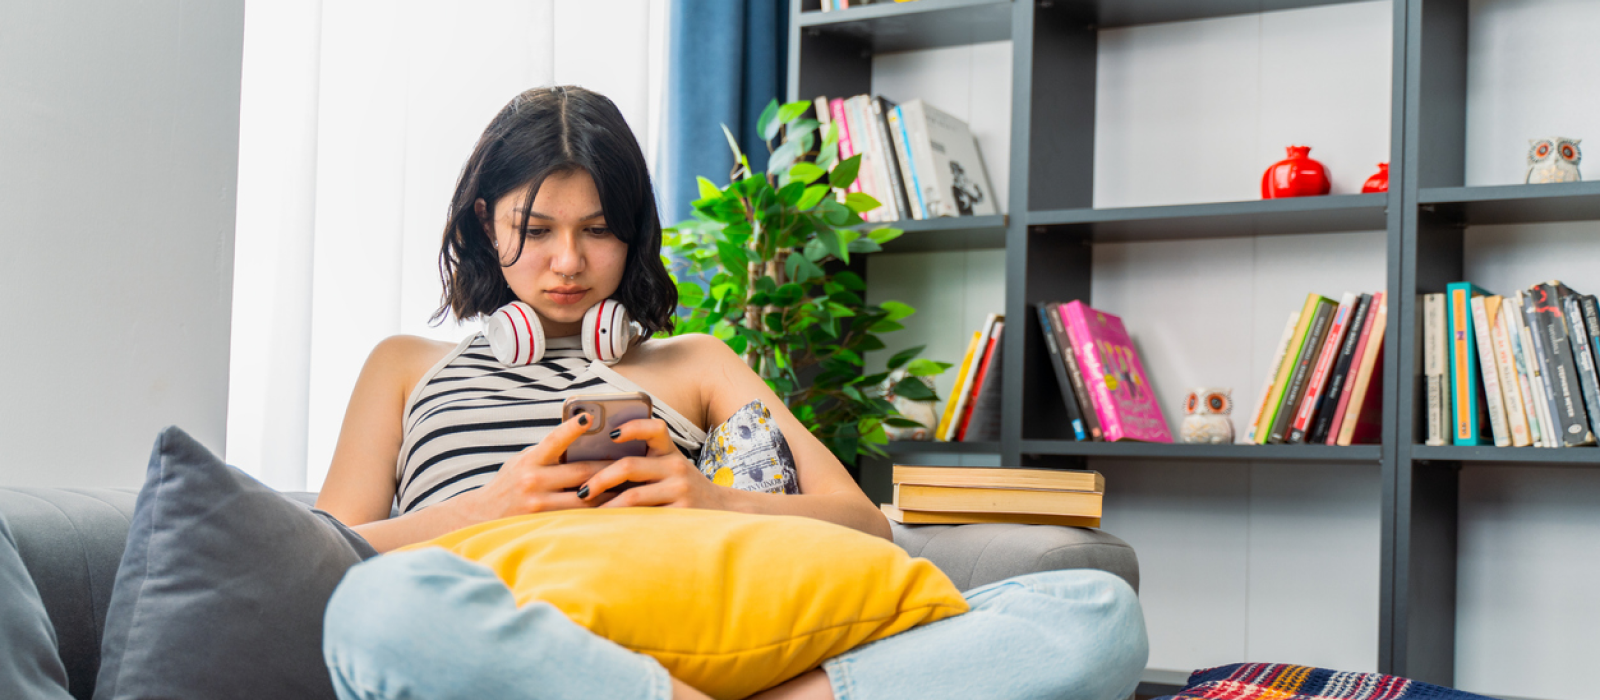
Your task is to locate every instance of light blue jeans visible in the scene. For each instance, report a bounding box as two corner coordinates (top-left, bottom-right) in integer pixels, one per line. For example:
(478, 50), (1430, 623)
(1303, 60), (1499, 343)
(323, 548), (1149, 700)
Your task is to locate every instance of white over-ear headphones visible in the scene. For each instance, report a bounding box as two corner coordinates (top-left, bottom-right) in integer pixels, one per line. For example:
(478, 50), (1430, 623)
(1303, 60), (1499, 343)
(484, 299), (638, 366)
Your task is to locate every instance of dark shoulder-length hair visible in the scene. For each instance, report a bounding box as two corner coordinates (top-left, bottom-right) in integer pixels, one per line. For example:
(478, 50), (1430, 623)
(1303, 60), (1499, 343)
(434, 85), (676, 337)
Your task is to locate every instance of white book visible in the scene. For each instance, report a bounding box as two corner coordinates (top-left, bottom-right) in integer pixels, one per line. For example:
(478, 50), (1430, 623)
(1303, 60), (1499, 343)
(1423, 293), (1447, 446)
(886, 105), (927, 220)
(901, 99), (998, 217)
(1245, 310), (1302, 444)
(842, 96), (884, 222)
(943, 313), (1000, 441)
(1502, 294), (1542, 447)
(1486, 297), (1532, 446)
(855, 95), (903, 223)
(1470, 296), (1511, 446)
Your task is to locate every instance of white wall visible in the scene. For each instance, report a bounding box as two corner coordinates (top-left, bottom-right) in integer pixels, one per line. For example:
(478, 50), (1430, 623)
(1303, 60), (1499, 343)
(869, 0), (1392, 679)
(228, 0), (670, 491)
(0, 1), (245, 488)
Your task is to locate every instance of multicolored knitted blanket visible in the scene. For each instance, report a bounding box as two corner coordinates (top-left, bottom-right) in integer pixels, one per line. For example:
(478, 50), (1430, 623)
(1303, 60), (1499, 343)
(1156, 663), (1494, 700)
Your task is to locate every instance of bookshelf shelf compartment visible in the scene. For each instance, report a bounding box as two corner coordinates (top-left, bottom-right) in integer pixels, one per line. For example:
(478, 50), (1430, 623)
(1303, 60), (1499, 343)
(1418, 182), (1600, 226)
(1410, 445), (1600, 467)
(797, 0), (1012, 54)
(875, 215), (1007, 253)
(884, 440), (1001, 454)
(1026, 194), (1387, 243)
(1018, 441), (1383, 463)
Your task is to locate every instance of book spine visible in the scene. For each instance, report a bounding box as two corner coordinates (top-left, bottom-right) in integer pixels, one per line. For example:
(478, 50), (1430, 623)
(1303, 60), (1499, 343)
(1562, 294), (1600, 445)
(1503, 292), (1543, 447)
(935, 331), (982, 441)
(1329, 292), (1383, 444)
(901, 102), (943, 218)
(1036, 304), (1087, 441)
(1270, 298), (1335, 444)
(1061, 305), (1124, 441)
(1469, 296), (1511, 446)
(960, 325), (1005, 442)
(1535, 283), (1590, 446)
(1487, 298), (1531, 446)
(946, 317), (999, 441)
(843, 97), (880, 220)
(888, 106), (927, 220)
(1583, 294), (1600, 440)
(870, 97), (912, 222)
(1423, 293), (1447, 446)
(829, 98), (862, 195)
(1290, 292), (1357, 443)
(1246, 310), (1302, 443)
(1447, 284), (1487, 445)
(1516, 290), (1556, 447)
(1257, 294), (1321, 444)
(1310, 294), (1371, 444)
(1337, 295), (1388, 446)
(1048, 303), (1103, 440)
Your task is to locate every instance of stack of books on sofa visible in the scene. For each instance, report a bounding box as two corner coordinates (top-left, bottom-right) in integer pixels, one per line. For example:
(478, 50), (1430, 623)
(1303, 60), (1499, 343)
(880, 465), (1104, 528)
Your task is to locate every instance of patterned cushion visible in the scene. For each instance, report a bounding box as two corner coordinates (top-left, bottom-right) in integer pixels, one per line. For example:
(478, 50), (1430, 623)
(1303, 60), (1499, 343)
(695, 400), (799, 495)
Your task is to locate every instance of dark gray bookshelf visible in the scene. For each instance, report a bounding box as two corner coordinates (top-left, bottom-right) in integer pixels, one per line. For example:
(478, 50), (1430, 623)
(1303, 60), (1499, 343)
(877, 214), (1006, 252)
(790, 0), (1586, 691)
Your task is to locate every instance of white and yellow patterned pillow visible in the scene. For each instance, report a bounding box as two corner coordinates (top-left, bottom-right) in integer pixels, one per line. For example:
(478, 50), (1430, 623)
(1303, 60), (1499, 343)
(695, 400), (800, 495)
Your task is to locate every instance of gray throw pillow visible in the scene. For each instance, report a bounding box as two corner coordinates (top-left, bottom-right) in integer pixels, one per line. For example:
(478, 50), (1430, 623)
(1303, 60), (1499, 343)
(0, 512), (74, 700)
(93, 426), (375, 700)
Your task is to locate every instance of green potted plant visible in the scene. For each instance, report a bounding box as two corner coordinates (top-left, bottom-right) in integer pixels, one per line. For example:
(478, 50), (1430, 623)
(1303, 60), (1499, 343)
(665, 99), (949, 464)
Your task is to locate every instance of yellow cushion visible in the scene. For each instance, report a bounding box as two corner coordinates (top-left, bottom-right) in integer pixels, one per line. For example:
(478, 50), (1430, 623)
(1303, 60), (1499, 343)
(400, 507), (968, 699)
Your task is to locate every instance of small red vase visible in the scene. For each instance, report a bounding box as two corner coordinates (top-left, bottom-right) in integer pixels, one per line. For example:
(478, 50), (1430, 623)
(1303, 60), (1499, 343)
(1361, 163), (1389, 193)
(1261, 145), (1331, 198)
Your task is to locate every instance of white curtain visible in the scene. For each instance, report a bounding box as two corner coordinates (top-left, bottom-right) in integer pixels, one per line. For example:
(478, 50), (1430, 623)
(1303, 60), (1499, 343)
(228, 0), (671, 491)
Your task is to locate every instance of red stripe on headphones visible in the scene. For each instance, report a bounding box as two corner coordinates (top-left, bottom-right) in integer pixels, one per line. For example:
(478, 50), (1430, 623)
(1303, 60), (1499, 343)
(511, 304), (533, 364)
(592, 300), (608, 361)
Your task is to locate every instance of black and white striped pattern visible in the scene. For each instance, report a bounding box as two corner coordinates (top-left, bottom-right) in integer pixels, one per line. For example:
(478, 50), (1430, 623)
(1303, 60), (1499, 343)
(396, 333), (706, 514)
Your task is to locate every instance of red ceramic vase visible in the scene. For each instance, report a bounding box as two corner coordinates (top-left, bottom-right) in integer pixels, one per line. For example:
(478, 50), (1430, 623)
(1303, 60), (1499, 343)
(1261, 145), (1331, 198)
(1361, 163), (1389, 193)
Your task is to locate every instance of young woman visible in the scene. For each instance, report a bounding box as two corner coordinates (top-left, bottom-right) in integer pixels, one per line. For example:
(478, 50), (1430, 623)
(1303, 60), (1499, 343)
(315, 86), (1147, 700)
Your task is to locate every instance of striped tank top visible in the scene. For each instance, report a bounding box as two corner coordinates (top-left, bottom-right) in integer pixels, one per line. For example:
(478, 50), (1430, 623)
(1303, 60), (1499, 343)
(396, 333), (707, 514)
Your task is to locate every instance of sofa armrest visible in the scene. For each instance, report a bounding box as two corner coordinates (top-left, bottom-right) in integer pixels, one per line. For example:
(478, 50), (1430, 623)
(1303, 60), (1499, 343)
(890, 522), (1139, 593)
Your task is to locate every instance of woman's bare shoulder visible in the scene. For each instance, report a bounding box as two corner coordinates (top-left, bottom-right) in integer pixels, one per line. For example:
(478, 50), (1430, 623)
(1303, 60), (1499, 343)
(627, 332), (739, 367)
(369, 334), (461, 392)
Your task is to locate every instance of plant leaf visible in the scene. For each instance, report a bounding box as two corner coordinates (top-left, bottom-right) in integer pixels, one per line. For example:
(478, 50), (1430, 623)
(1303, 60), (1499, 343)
(893, 377), (936, 401)
(833, 270), (866, 290)
(880, 300), (915, 321)
(885, 416), (927, 428)
(830, 154), (862, 190)
(844, 192), (881, 213)
(867, 227), (904, 244)
(817, 227), (848, 264)
(757, 99), (781, 142)
(777, 100), (811, 126)
(907, 358), (951, 377)
(886, 345), (924, 370)
(796, 184), (830, 210)
(697, 177), (723, 201)
(788, 162), (826, 185)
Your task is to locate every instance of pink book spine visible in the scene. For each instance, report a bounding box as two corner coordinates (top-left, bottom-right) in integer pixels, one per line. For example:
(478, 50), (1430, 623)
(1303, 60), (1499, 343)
(1059, 301), (1173, 443)
(829, 98), (862, 194)
(1291, 300), (1353, 437)
(1327, 291), (1383, 444)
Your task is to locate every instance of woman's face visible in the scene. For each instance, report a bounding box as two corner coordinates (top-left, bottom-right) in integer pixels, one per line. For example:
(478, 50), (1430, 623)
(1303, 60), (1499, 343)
(479, 169), (628, 337)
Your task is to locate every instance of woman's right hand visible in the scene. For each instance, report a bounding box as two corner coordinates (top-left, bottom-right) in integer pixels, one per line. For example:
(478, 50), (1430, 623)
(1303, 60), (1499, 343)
(449, 414), (611, 525)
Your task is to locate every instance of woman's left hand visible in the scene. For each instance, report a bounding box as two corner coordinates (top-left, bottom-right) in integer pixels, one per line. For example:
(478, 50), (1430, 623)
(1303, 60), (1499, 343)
(577, 418), (731, 511)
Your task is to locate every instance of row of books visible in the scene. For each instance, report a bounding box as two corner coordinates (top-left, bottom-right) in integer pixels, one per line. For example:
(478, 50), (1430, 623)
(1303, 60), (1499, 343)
(879, 465), (1103, 527)
(935, 314), (1005, 442)
(1246, 291), (1389, 446)
(813, 94), (997, 224)
(1425, 281), (1600, 448)
(1036, 301), (1172, 443)
(815, 0), (914, 12)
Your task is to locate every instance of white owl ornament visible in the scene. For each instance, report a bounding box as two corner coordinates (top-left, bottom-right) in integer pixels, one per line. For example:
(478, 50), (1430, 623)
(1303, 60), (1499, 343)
(1526, 137), (1582, 184)
(883, 369), (939, 441)
(1179, 387), (1234, 444)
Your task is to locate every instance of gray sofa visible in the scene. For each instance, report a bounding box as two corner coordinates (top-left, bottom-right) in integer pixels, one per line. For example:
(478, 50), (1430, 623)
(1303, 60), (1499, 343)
(0, 485), (1139, 700)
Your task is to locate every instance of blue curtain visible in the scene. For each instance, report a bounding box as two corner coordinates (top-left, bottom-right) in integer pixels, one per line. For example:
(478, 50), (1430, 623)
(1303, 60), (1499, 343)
(659, 0), (788, 227)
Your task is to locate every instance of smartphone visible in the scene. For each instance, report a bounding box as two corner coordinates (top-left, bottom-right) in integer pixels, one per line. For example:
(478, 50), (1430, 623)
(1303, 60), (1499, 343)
(561, 392), (652, 463)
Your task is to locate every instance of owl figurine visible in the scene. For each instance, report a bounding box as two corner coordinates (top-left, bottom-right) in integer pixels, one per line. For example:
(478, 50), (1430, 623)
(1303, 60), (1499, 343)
(883, 369), (939, 441)
(1526, 137), (1582, 184)
(1179, 387), (1234, 444)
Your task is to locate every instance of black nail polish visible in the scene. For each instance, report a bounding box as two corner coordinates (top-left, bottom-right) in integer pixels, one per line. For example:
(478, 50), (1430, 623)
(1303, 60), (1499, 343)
(577, 485), (590, 499)
(577, 414), (589, 426)
(609, 429), (621, 439)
